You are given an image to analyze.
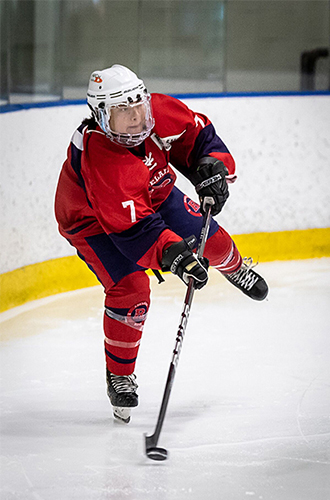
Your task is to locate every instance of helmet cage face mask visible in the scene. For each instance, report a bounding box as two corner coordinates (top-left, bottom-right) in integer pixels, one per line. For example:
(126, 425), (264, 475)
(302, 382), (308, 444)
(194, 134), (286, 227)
(97, 93), (154, 147)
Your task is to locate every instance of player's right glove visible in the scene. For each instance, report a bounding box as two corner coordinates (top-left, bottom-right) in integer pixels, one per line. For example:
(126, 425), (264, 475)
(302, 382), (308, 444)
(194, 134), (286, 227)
(190, 156), (229, 216)
(161, 236), (209, 290)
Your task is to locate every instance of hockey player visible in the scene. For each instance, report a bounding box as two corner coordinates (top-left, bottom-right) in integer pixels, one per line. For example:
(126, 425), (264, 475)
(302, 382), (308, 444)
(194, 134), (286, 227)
(55, 64), (268, 423)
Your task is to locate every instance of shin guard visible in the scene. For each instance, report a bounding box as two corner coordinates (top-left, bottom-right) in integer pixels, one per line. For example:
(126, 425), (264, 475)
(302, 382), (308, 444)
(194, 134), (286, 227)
(103, 271), (150, 376)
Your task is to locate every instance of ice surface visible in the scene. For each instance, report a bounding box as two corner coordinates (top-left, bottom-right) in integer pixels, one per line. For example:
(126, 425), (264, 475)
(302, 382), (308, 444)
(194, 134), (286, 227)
(1, 259), (330, 500)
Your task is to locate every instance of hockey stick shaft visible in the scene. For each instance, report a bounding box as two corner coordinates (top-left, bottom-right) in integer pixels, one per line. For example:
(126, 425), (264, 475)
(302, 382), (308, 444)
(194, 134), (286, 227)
(145, 205), (212, 455)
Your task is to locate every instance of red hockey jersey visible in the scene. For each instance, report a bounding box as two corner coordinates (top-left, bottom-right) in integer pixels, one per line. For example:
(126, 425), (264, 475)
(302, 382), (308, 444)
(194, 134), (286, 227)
(55, 93), (235, 270)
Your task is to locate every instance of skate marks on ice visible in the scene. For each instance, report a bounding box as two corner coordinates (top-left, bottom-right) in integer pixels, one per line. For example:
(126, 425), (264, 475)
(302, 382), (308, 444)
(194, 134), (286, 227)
(0, 259), (329, 499)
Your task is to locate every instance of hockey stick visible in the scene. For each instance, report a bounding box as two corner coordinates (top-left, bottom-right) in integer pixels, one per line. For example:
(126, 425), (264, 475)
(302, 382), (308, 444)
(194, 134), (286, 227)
(144, 202), (213, 461)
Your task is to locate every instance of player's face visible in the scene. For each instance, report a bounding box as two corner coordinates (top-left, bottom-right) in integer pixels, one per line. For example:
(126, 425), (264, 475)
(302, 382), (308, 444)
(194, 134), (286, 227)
(109, 102), (146, 135)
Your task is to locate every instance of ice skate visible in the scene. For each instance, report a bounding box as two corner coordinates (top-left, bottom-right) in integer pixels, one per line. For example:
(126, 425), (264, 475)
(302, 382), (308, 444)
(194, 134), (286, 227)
(106, 369), (139, 423)
(224, 257), (268, 301)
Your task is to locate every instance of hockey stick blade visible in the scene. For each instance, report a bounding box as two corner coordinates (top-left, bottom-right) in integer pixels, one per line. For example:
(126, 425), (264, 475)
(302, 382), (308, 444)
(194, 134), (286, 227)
(144, 433), (168, 461)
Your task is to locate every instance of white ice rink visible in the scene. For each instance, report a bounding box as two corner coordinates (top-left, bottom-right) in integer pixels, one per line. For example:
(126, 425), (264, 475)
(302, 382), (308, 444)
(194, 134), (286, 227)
(1, 259), (330, 500)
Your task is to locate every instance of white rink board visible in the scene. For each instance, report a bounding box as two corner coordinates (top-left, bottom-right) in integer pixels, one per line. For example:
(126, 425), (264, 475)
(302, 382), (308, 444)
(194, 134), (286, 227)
(1, 94), (330, 273)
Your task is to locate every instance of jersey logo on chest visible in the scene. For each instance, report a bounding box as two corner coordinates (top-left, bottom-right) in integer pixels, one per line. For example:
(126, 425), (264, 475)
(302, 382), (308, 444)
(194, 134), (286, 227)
(143, 152), (158, 171)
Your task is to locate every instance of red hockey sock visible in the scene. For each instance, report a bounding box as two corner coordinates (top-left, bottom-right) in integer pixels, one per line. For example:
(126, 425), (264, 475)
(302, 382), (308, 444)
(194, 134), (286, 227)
(103, 271), (150, 376)
(204, 227), (242, 275)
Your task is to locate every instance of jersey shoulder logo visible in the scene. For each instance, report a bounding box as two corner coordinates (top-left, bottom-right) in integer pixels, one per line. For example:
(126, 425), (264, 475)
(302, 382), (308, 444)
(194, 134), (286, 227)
(194, 115), (205, 128)
(150, 130), (186, 151)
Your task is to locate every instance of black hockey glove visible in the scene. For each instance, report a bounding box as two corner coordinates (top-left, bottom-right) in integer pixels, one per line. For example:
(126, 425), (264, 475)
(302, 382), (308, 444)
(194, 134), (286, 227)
(162, 236), (209, 290)
(190, 156), (229, 216)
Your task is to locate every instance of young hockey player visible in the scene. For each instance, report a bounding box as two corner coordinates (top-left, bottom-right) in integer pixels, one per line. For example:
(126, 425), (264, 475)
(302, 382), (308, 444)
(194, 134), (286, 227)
(55, 64), (268, 423)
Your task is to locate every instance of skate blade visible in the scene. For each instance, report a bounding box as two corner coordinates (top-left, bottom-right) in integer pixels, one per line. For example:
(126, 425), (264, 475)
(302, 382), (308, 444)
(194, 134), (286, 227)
(113, 407), (131, 424)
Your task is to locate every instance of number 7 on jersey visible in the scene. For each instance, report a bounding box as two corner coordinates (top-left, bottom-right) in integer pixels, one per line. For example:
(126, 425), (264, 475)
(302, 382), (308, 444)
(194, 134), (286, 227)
(122, 200), (136, 223)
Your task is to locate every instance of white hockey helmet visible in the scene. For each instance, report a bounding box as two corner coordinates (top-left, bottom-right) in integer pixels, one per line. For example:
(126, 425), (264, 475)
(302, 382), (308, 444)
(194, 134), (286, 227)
(87, 64), (154, 147)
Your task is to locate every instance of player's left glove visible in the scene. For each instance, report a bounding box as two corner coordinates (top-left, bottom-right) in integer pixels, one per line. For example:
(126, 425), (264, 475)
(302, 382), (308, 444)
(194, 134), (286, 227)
(190, 156), (229, 216)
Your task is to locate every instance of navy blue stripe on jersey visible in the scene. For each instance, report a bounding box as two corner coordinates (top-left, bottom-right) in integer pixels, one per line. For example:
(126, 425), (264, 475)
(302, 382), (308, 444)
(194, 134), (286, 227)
(70, 143), (93, 209)
(192, 123), (230, 160)
(105, 347), (137, 365)
(85, 233), (145, 284)
(66, 221), (95, 235)
(109, 212), (169, 264)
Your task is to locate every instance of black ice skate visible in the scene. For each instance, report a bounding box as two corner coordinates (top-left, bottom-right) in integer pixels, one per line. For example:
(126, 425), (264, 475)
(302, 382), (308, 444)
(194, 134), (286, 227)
(224, 257), (268, 301)
(106, 369), (139, 423)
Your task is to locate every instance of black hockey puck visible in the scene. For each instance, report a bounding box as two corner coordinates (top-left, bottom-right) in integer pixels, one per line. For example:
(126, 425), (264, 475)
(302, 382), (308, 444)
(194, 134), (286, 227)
(145, 446), (168, 461)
